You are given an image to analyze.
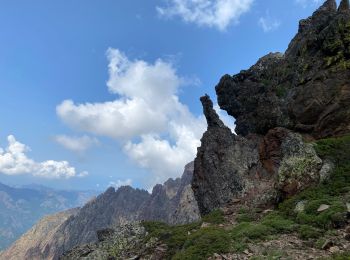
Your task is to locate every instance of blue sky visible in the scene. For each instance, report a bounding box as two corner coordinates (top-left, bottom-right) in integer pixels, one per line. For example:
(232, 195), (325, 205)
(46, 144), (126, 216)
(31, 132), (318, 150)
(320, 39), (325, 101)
(0, 0), (334, 191)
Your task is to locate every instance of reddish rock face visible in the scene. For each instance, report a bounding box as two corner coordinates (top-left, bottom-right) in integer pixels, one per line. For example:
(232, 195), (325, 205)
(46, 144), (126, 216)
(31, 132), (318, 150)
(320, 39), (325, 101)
(259, 128), (289, 175)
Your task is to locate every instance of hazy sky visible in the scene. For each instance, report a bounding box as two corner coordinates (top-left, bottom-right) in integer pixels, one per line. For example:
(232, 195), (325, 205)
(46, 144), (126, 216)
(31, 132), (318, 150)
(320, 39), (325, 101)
(0, 0), (334, 191)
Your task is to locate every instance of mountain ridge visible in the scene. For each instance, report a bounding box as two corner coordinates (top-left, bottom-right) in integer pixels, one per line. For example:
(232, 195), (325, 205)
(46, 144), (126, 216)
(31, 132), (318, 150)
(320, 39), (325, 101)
(0, 162), (200, 260)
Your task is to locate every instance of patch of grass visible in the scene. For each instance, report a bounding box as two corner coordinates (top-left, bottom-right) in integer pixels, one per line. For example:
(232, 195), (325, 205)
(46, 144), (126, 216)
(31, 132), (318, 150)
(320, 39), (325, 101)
(320, 251), (350, 260)
(172, 227), (230, 260)
(298, 225), (322, 239)
(143, 219), (230, 259)
(236, 208), (257, 223)
(261, 213), (296, 233)
(296, 200), (346, 229)
(315, 237), (327, 249)
(230, 222), (274, 240)
(202, 209), (225, 224)
(330, 252), (350, 260)
(236, 213), (256, 223)
(142, 221), (202, 257)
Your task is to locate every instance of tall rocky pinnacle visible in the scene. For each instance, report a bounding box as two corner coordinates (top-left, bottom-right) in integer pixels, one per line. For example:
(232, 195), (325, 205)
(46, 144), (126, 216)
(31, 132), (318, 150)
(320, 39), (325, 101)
(216, 0), (350, 139)
(339, 0), (350, 11)
(192, 0), (347, 215)
(200, 94), (225, 128)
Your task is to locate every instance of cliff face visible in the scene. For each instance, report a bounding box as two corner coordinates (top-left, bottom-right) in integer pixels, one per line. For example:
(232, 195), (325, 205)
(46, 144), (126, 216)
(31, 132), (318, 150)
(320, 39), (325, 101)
(193, 0), (350, 215)
(216, 0), (350, 139)
(2, 163), (199, 260)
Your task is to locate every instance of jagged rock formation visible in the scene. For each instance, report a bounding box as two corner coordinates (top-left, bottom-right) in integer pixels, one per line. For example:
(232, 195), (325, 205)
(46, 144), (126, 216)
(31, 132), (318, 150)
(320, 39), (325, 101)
(139, 162), (200, 225)
(1, 163), (199, 260)
(193, 97), (326, 215)
(0, 208), (79, 260)
(216, 0), (350, 139)
(193, 0), (350, 215)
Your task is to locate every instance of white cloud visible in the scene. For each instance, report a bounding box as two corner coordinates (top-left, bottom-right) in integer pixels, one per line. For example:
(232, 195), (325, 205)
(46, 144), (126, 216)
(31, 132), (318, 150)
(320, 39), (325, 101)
(78, 171), (89, 178)
(157, 0), (254, 31)
(0, 135), (85, 179)
(54, 135), (99, 153)
(258, 14), (280, 32)
(295, 0), (322, 8)
(108, 179), (132, 189)
(57, 48), (235, 188)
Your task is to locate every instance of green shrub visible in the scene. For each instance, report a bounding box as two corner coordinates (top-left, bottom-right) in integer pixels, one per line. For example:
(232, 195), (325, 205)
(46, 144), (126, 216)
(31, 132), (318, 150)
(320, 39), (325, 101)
(142, 221), (202, 257)
(315, 237), (327, 249)
(261, 213), (296, 233)
(236, 212), (256, 223)
(230, 222), (274, 240)
(298, 225), (322, 239)
(330, 252), (350, 260)
(173, 227), (230, 260)
(202, 209), (225, 224)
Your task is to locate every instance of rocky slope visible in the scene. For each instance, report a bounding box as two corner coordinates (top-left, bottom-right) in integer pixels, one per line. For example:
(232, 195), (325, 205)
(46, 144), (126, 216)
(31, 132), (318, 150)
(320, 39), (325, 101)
(0, 182), (95, 250)
(192, 0), (350, 216)
(0, 208), (79, 260)
(1, 162), (200, 260)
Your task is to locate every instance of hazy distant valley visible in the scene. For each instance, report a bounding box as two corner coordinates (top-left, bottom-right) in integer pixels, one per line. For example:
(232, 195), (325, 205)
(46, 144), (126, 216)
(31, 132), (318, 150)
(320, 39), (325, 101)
(0, 182), (96, 250)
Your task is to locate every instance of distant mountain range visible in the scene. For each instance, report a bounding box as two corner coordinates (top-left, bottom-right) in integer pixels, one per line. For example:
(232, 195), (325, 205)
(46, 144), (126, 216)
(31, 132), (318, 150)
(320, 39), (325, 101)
(1, 162), (200, 260)
(0, 182), (97, 250)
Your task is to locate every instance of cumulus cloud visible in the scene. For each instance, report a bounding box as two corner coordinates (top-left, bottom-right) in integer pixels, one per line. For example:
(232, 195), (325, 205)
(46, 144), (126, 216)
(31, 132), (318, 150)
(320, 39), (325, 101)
(0, 135), (85, 179)
(57, 48), (235, 188)
(157, 0), (254, 31)
(54, 135), (99, 153)
(258, 14), (280, 32)
(108, 179), (132, 189)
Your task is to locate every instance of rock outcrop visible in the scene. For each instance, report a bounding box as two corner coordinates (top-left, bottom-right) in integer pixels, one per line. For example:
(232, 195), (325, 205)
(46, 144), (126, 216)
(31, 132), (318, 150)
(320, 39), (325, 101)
(193, 0), (350, 215)
(60, 222), (161, 260)
(1, 163), (200, 260)
(216, 0), (350, 139)
(192, 96), (326, 215)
